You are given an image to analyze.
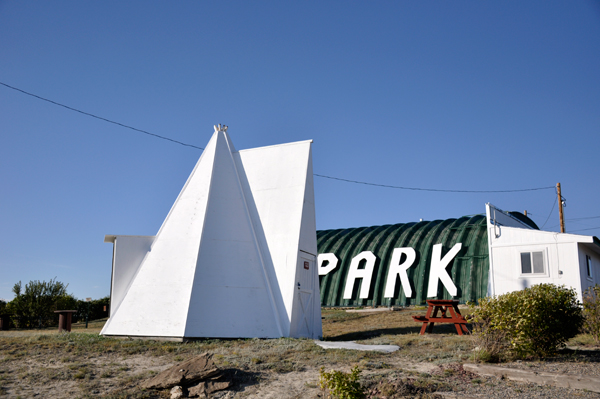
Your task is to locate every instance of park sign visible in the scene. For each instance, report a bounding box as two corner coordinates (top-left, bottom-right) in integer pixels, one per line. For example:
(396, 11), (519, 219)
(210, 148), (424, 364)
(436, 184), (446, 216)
(319, 243), (463, 299)
(316, 215), (491, 307)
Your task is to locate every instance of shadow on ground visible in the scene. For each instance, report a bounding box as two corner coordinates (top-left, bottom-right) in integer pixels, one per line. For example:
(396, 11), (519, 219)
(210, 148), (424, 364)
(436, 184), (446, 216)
(325, 323), (473, 341)
(223, 368), (261, 392)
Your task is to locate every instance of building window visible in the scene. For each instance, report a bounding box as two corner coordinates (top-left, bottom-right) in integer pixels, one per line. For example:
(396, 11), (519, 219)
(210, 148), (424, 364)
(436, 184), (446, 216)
(586, 255), (593, 279)
(521, 251), (544, 274)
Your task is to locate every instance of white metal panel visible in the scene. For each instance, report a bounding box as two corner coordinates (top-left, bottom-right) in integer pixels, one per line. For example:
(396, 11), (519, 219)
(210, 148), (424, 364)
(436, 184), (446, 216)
(295, 148), (321, 338)
(101, 131), (219, 337)
(184, 131), (283, 338)
(237, 139), (320, 338)
(107, 235), (155, 317)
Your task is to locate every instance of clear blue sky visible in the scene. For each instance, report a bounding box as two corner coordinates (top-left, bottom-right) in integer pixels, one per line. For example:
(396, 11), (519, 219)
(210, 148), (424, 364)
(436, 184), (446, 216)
(1, 1), (599, 301)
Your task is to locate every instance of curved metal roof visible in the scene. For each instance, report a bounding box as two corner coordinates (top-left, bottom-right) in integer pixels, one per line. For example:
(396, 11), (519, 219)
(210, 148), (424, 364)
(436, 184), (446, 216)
(317, 214), (489, 307)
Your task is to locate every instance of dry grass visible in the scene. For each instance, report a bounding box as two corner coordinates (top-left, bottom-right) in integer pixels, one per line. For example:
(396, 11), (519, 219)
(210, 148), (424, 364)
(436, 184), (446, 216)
(0, 307), (597, 398)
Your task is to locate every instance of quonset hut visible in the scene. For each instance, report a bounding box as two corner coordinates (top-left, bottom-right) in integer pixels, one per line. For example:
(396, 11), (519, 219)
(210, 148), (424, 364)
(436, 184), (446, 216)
(317, 203), (600, 307)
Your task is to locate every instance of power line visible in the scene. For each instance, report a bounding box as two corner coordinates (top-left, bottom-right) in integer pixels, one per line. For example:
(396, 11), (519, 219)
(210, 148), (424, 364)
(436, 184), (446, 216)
(541, 196), (557, 229)
(0, 81), (204, 150)
(2, 81), (557, 194)
(567, 215), (600, 221)
(313, 174), (554, 193)
(569, 226), (600, 233)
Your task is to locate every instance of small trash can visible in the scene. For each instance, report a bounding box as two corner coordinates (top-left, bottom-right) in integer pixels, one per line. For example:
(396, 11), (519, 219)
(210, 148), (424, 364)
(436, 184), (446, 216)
(54, 310), (77, 332)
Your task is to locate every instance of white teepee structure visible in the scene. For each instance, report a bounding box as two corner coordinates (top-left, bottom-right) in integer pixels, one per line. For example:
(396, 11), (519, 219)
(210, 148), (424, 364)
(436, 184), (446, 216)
(101, 126), (321, 340)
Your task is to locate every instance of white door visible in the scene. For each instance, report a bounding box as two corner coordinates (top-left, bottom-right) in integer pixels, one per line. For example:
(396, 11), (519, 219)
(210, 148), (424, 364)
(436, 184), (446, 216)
(296, 255), (315, 337)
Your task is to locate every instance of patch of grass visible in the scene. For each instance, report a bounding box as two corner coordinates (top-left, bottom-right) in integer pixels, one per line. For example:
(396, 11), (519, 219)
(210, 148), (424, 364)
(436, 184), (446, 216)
(569, 333), (598, 347)
(3, 309), (596, 398)
(73, 370), (87, 379)
(100, 370), (112, 378)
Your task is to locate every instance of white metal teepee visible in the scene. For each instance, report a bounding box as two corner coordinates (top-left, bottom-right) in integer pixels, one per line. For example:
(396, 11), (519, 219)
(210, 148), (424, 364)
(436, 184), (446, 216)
(101, 125), (322, 340)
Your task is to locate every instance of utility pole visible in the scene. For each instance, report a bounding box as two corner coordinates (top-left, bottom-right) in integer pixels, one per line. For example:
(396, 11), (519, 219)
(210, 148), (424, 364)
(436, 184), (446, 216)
(557, 183), (565, 233)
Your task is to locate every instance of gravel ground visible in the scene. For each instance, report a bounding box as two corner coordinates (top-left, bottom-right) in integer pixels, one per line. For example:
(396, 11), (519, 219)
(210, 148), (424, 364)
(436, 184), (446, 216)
(358, 362), (600, 399)
(459, 375), (600, 398)
(434, 362), (600, 399)
(494, 347), (600, 378)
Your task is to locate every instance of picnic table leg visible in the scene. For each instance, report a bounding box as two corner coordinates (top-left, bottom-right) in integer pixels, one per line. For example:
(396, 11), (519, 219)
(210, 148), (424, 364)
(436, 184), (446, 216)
(448, 305), (469, 335)
(427, 306), (440, 333)
(420, 321), (428, 335)
(453, 323), (464, 335)
(419, 303), (435, 335)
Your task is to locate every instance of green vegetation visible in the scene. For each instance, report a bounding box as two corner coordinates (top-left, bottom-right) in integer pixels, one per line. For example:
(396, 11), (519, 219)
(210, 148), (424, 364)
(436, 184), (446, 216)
(319, 366), (365, 399)
(3, 278), (109, 329)
(469, 283), (583, 360)
(582, 284), (600, 344)
(6, 279), (69, 328)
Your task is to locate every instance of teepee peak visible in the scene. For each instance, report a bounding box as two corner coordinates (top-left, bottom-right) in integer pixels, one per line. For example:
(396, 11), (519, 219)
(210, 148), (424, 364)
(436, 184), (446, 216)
(214, 123), (228, 133)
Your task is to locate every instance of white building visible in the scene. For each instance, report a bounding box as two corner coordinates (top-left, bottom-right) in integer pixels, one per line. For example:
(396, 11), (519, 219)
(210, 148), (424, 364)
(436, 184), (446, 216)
(486, 203), (600, 302)
(102, 126), (322, 340)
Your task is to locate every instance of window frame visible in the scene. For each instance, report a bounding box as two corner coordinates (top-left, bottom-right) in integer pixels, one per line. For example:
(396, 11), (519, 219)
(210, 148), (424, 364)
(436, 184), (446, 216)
(519, 250), (547, 277)
(586, 255), (593, 280)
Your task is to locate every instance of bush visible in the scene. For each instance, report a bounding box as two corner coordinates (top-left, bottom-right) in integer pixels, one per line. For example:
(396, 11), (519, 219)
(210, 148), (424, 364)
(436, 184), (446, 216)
(583, 285), (600, 344)
(6, 278), (69, 328)
(319, 366), (364, 399)
(469, 283), (583, 359)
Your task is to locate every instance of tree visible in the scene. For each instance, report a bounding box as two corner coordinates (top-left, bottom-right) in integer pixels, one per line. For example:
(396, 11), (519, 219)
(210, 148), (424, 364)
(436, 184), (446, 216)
(74, 296), (110, 323)
(7, 278), (69, 329)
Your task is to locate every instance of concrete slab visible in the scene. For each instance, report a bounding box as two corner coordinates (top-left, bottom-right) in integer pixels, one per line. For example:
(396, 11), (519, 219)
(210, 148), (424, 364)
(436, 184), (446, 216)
(314, 340), (399, 353)
(464, 363), (600, 393)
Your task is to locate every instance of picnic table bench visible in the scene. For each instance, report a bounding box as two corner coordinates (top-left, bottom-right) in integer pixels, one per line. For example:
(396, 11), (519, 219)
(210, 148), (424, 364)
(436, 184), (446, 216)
(412, 299), (469, 335)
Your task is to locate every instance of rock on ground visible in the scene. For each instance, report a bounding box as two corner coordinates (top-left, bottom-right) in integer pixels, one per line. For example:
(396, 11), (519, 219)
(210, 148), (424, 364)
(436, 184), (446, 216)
(141, 353), (220, 390)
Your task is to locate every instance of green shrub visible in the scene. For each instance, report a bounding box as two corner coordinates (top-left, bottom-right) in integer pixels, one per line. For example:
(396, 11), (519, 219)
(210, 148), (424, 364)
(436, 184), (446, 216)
(583, 285), (600, 344)
(6, 279), (69, 328)
(469, 283), (583, 359)
(318, 366), (364, 399)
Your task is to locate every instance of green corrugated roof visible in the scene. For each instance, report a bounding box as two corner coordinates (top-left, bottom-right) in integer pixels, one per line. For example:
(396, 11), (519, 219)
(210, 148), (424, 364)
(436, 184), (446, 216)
(317, 214), (489, 307)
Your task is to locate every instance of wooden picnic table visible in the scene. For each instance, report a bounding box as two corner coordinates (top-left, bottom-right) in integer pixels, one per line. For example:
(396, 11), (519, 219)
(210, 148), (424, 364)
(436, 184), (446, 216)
(412, 299), (469, 335)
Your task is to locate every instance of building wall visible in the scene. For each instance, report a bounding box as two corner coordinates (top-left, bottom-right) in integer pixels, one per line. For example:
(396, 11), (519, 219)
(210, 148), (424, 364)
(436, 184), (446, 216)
(317, 215), (490, 307)
(486, 204), (600, 302)
(578, 244), (600, 296)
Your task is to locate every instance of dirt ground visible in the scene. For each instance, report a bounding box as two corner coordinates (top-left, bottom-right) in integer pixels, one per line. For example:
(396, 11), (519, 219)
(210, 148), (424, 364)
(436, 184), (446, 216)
(1, 309), (600, 398)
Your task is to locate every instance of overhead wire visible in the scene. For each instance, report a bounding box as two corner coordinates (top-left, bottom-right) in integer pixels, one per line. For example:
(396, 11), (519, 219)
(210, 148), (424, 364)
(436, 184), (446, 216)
(314, 174), (554, 193)
(540, 195), (558, 229)
(567, 215), (600, 221)
(1, 80), (556, 194)
(0, 81), (204, 150)
(570, 226), (600, 233)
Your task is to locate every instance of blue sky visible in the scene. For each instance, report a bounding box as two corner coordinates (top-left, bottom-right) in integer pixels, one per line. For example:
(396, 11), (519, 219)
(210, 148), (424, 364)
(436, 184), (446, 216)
(1, 1), (599, 301)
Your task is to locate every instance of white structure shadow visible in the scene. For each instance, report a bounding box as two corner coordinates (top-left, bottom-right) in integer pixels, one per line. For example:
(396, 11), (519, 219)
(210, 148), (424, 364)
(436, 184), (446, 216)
(102, 126), (322, 340)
